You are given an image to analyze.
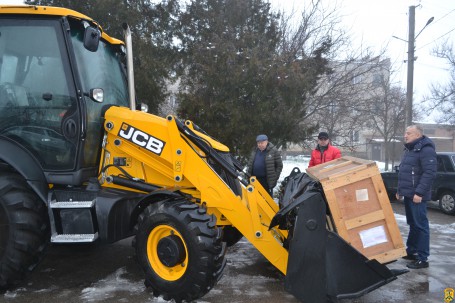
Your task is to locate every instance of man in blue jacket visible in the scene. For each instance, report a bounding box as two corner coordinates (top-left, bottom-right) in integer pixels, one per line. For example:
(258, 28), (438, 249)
(396, 125), (437, 269)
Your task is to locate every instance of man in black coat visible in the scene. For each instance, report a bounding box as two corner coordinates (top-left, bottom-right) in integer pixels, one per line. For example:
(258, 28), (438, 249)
(396, 125), (437, 269)
(247, 134), (283, 196)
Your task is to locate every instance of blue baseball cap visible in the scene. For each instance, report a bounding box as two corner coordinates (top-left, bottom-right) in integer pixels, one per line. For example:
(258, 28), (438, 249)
(256, 134), (268, 142)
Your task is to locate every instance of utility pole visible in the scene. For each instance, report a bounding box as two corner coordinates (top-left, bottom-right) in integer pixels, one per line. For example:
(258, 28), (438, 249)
(403, 6), (434, 127)
(405, 6), (416, 127)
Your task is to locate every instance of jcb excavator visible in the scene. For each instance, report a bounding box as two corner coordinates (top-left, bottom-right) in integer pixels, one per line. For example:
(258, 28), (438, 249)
(0, 5), (406, 303)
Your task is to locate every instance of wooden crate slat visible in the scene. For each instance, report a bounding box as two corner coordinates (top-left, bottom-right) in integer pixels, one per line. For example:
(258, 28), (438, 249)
(370, 247), (407, 264)
(347, 221), (394, 256)
(316, 165), (380, 191)
(317, 160), (353, 174)
(333, 178), (382, 220)
(323, 189), (350, 240)
(370, 174), (405, 247)
(344, 210), (385, 230)
(306, 156), (377, 182)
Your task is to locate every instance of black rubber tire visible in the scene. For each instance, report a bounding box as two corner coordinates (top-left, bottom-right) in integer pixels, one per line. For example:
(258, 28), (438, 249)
(222, 225), (244, 247)
(438, 190), (455, 215)
(133, 198), (226, 302)
(0, 173), (49, 290)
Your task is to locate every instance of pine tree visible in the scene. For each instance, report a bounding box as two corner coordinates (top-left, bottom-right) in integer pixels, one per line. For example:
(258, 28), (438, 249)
(176, 0), (330, 158)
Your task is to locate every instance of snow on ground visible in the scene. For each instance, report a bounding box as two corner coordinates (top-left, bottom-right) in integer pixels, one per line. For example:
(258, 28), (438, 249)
(80, 267), (145, 302)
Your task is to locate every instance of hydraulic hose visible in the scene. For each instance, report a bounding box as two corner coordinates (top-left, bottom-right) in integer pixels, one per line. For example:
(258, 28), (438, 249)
(106, 175), (159, 192)
(174, 119), (248, 186)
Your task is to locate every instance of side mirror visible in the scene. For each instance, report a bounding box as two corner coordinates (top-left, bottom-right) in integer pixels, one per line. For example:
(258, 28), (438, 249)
(84, 26), (100, 52)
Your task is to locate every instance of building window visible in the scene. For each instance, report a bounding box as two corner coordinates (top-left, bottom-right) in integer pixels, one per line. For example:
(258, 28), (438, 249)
(352, 74), (362, 84)
(350, 130), (360, 143)
(424, 129), (435, 135)
(372, 74), (383, 86)
(374, 100), (383, 114)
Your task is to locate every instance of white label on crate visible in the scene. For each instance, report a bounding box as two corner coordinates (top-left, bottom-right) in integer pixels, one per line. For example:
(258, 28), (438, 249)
(359, 225), (388, 248)
(356, 188), (369, 202)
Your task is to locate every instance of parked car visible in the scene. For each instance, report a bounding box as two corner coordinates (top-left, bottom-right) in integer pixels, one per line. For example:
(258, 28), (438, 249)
(381, 152), (455, 215)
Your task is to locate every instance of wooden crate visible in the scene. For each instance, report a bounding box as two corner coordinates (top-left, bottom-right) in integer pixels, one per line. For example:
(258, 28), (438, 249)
(306, 156), (406, 264)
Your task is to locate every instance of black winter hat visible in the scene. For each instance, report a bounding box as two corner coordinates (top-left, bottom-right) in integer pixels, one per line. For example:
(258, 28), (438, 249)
(318, 132), (329, 139)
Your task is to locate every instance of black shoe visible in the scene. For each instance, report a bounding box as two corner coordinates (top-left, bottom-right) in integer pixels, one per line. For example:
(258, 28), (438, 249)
(406, 260), (429, 269)
(402, 254), (417, 261)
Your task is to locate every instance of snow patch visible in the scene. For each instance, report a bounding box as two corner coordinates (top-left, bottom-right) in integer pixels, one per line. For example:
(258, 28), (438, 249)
(80, 267), (145, 302)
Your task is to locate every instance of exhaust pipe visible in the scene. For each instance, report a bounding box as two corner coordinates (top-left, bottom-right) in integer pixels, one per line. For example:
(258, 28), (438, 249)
(122, 23), (136, 111)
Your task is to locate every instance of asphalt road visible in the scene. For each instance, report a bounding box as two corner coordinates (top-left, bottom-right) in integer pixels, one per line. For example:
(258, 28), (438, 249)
(1, 202), (454, 303)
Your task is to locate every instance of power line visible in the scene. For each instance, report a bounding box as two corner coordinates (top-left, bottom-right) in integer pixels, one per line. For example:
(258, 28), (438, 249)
(416, 27), (455, 51)
(427, 7), (455, 26)
(415, 61), (451, 71)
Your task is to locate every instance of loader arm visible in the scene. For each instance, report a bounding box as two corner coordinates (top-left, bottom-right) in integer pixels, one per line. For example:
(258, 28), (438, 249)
(100, 106), (290, 274)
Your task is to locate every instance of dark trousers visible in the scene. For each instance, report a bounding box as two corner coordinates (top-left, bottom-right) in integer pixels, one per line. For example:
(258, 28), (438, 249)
(404, 197), (430, 261)
(256, 176), (273, 196)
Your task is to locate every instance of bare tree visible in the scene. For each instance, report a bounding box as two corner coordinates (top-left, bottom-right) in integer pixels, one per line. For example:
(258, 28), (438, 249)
(365, 79), (406, 170)
(427, 40), (455, 124)
(277, 2), (405, 161)
(311, 55), (389, 147)
(274, 0), (350, 145)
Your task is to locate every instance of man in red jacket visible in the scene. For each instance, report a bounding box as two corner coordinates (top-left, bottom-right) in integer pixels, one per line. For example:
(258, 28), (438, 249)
(308, 132), (341, 167)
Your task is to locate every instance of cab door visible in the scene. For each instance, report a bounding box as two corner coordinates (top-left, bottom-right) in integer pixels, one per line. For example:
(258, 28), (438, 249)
(0, 18), (79, 171)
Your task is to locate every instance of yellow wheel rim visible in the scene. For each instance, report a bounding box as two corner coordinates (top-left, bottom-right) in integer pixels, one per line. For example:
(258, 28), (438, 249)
(147, 225), (188, 281)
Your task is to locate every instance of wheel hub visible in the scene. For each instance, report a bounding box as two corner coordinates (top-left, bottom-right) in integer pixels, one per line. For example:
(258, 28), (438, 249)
(157, 235), (186, 267)
(441, 194), (454, 212)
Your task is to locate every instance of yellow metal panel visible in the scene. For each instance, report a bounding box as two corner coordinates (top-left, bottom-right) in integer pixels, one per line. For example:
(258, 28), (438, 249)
(100, 106), (289, 274)
(0, 5), (123, 45)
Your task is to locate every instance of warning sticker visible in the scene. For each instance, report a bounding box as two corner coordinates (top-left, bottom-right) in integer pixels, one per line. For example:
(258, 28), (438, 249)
(359, 225), (388, 248)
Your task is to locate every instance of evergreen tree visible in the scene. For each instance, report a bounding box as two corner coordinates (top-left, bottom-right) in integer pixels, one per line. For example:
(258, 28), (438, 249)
(176, 0), (330, 158)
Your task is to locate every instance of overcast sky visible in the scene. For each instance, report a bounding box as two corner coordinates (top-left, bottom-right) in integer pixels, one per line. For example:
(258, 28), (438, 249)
(2, 0), (454, 121)
(341, 0), (454, 119)
(271, 0), (455, 122)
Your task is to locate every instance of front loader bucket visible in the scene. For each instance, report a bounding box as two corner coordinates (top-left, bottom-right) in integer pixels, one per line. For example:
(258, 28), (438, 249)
(280, 191), (407, 303)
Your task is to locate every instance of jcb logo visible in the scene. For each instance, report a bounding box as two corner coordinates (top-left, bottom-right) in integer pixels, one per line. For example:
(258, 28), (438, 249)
(445, 288), (454, 303)
(118, 123), (165, 156)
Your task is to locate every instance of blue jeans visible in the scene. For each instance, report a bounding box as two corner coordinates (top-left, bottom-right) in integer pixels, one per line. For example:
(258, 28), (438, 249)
(404, 197), (430, 261)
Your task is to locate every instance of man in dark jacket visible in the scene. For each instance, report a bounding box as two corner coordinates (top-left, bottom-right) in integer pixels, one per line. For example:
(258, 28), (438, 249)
(396, 125), (437, 269)
(308, 132), (341, 167)
(247, 134), (283, 196)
